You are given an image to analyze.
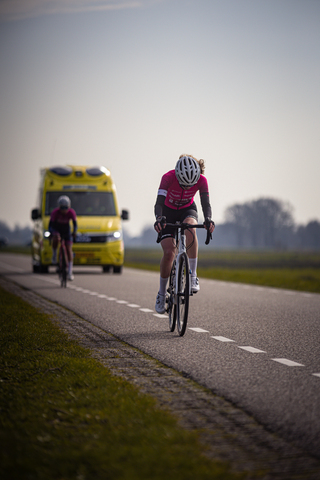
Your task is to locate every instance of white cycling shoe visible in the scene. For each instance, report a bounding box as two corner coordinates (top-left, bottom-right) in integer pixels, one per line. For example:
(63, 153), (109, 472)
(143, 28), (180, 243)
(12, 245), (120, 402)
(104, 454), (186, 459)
(191, 277), (200, 293)
(155, 292), (166, 314)
(67, 273), (74, 281)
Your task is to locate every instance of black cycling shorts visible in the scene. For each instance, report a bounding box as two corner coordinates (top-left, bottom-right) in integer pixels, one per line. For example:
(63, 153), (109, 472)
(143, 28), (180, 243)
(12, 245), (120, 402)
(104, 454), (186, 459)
(158, 202), (198, 242)
(52, 231), (73, 244)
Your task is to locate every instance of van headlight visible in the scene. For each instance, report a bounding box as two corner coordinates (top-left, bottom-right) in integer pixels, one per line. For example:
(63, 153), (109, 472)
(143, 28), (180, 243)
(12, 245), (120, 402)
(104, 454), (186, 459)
(43, 231), (51, 238)
(108, 231), (122, 242)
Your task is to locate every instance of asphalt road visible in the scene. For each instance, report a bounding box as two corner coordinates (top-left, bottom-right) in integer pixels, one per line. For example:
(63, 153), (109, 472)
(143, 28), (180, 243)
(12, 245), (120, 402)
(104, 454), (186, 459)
(1, 253), (320, 460)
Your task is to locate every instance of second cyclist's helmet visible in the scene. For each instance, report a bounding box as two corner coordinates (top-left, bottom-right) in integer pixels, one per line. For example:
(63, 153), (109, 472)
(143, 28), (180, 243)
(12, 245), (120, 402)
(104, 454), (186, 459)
(58, 195), (71, 208)
(175, 155), (201, 187)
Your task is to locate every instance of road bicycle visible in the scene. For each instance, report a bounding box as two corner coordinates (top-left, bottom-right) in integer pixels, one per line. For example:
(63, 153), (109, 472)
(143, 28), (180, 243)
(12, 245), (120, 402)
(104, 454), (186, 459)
(58, 237), (69, 288)
(158, 222), (212, 336)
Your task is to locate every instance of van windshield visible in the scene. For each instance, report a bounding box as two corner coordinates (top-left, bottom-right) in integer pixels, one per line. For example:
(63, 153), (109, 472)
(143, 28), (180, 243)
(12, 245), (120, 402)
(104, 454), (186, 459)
(45, 192), (117, 216)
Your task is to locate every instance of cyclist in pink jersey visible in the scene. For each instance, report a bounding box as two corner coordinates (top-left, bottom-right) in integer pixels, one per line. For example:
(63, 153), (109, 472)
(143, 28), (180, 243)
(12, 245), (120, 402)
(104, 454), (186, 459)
(49, 195), (77, 280)
(154, 154), (215, 314)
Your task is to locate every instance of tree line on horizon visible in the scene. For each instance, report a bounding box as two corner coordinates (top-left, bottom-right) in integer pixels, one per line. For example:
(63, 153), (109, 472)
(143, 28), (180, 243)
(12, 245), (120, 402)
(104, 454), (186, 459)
(126, 197), (320, 250)
(1, 197), (319, 250)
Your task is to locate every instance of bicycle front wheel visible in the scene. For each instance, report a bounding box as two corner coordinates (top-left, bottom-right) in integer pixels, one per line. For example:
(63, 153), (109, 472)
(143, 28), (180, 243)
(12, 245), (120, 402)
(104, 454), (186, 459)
(176, 253), (190, 336)
(60, 249), (67, 288)
(168, 261), (177, 332)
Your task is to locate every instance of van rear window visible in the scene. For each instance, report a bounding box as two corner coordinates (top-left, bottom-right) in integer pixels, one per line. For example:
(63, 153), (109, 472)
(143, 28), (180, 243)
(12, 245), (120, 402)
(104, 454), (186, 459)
(45, 192), (117, 216)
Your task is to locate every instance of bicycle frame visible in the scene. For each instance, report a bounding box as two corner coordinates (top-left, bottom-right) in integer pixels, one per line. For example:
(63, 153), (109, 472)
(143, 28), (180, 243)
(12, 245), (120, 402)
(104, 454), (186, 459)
(174, 225), (190, 296)
(167, 223), (211, 293)
(160, 222), (211, 336)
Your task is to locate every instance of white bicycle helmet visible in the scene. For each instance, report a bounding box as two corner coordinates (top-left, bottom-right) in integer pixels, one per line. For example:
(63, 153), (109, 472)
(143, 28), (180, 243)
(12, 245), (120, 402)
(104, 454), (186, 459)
(175, 155), (201, 187)
(58, 195), (71, 208)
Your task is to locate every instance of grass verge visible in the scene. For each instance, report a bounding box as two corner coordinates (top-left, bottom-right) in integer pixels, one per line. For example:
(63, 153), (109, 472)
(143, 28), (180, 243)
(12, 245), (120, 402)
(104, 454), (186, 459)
(124, 249), (320, 294)
(0, 285), (238, 480)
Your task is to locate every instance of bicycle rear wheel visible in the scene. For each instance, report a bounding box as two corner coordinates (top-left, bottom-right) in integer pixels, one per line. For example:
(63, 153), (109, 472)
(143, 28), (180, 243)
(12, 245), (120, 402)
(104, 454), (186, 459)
(168, 260), (177, 332)
(176, 253), (190, 336)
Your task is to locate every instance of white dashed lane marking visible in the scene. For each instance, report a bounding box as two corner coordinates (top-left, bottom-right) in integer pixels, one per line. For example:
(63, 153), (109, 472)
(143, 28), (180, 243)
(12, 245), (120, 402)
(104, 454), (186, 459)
(189, 327), (209, 333)
(211, 336), (235, 342)
(9, 272), (318, 379)
(238, 346), (266, 353)
(272, 358), (305, 367)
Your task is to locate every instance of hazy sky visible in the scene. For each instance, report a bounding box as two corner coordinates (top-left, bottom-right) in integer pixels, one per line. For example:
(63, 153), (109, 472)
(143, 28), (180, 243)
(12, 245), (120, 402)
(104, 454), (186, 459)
(1, 0), (319, 236)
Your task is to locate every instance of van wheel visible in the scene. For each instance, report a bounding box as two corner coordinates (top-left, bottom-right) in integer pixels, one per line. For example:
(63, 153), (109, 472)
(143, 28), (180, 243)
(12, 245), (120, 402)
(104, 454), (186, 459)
(102, 265), (110, 273)
(40, 265), (49, 273)
(113, 266), (122, 274)
(33, 265), (40, 273)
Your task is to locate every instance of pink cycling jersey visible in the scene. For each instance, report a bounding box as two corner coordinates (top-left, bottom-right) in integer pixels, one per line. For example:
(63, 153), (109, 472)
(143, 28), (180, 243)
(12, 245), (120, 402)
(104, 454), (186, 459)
(50, 208), (77, 236)
(158, 170), (209, 210)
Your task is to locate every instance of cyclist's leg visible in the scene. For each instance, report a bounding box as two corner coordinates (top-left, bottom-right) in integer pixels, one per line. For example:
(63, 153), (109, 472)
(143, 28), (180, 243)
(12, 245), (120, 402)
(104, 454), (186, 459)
(62, 242), (67, 287)
(51, 232), (60, 264)
(58, 241), (66, 286)
(65, 236), (74, 280)
(155, 205), (178, 313)
(155, 237), (175, 314)
(182, 207), (199, 293)
(184, 216), (198, 259)
(181, 204), (198, 260)
(160, 237), (175, 280)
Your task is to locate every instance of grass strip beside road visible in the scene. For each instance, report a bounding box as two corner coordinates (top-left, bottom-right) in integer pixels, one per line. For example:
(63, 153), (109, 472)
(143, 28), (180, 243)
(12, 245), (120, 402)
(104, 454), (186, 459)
(0, 286), (238, 480)
(124, 249), (320, 294)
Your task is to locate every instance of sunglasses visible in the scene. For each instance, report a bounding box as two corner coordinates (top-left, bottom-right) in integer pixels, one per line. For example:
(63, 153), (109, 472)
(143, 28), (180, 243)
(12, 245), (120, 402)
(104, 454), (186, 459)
(60, 206), (68, 210)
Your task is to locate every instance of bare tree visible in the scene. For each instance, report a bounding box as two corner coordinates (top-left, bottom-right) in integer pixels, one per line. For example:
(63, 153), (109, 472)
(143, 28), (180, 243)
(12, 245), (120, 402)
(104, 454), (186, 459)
(296, 221), (320, 250)
(224, 198), (295, 248)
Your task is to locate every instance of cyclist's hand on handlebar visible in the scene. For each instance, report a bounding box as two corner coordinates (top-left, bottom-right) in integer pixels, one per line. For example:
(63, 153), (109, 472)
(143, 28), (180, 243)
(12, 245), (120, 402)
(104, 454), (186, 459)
(204, 217), (215, 233)
(154, 216), (166, 233)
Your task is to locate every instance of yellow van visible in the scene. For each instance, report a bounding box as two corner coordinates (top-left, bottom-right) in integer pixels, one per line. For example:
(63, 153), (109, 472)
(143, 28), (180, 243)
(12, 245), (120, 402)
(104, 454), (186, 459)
(31, 165), (129, 274)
